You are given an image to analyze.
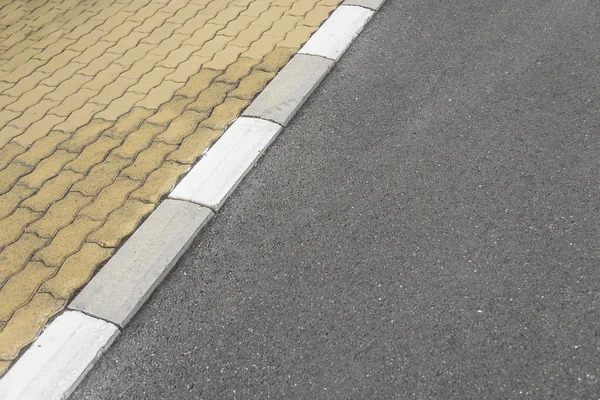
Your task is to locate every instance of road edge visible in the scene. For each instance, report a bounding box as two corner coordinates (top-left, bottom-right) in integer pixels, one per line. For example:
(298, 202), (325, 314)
(0, 1), (385, 398)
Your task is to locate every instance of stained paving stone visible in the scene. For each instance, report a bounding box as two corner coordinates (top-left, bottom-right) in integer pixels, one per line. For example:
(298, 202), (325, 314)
(0, 0), (344, 374)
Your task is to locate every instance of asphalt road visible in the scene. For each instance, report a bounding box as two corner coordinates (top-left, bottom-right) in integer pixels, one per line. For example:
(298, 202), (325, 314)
(72, 0), (600, 398)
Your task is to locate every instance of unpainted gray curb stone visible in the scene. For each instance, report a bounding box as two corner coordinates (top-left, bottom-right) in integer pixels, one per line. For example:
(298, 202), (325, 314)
(242, 54), (334, 126)
(69, 200), (214, 327)
(343, 0), (386, 10)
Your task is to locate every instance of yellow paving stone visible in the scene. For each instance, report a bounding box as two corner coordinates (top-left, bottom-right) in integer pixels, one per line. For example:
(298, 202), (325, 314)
(167, 4), (203, 25)
(166, 55), (211, 83)
(146, 96), (194, 126)
(121, 141), (177, 181)
(40, 243), (113, 299)
(173, 69), (221, 97)
(88, 199), (155, 247)
(50, 88), (99, 117)
(0, 262), (56, 321)
(0, 110), (21, 130)
(264, 15), (302, 38)
(18, 150), (77, 189)
(277, 24), (319, 49)
(77, 53), (120, 77)
(0, 293), (65, 360)
(120, 54), (165, 80)
(129, 67), (174, 94)
(204, 45), (245, 70)
(0, 143), (26, 171)
(55, 103), (106, 133)
(68, 29), (107, 52)
(193, 35), (233, 61)
(157, 45), (199, 69)
(0, 94), (16, 110)
(30, 40), (75, 62)
(0, 208), (41, 249)
(26, 192), (92, 238)
(40, 62), (87, 88)
(136, 81), (185, 109)
(21, 171), (83, 212)
(102, 21), (141, 43)
(14, 131), (71, 166)
(89, 77), (138, 106)
(13, 114), (68, 147)
(133, 12), (173, 34)
(176, 13), (214, 35)
(79, 177), (141, 221)
(238, 0), (271, 17)
(103, 107), (155, 139)
(5, 71), (50, 98)
(166, 126), (221, 164)
(129, 2), (165, 22)
(59, 119), (112, 153)
(285, 0), (318, 17)
(105, 32), (148, 55)
(64, 136), (122, 174)
(81, 63), (130, 92)
(71, 155), (131, 196)
(215, 57), (261, 84)
(0, 163), (33, 195)
(155, 110), (208, 145)
(0, 234), (48, 287)
(140, 22), (181, 46)
(45, 74), (94, 102)
(230, 69), (276, 100)
(8, 98), (59, 128)
(149, 33), (191, 57)
(96, 93), (146, 120)
(37, 50), (80, 74)
(220, 15), (255, 37)
(186, 81), (235, 112)
(241, 34), (280, 60)
(33, 217), (103, 267)
(202, 97), (249, 130)
(72, 40), (114, 64)
(211, 5), (245, 25)
(0, 126), (25, 149)
(0, 185), (34, 220)
(110, 123), (165, 159)
(130, 161), (190, 203)
(300, 5), (336, 26)
(255, 46), (296, 72)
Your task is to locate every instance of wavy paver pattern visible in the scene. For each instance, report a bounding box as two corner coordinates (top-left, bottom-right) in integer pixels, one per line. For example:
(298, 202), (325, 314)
(0, 0), (342, 376)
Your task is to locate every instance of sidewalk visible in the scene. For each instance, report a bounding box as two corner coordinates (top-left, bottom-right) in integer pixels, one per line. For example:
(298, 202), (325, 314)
(0, 0), (341, 375)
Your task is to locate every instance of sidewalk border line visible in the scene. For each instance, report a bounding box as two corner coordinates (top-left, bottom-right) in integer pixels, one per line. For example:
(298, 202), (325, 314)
(0, 1), (386, 398)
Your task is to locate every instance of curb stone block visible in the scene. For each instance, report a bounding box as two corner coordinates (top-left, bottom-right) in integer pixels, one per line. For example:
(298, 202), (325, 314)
(242, 54), (334, 126)
(0, 311), (118, 400)
(170, 117), (283, 210)
(69, 200), (214, 327)
(299, 5), (374, 62)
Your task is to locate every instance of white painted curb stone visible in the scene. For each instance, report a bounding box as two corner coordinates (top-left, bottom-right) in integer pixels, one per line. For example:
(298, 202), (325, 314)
(170, 117), (282, 210)
(0, 311), (118, 400)
(299, 5), (374, 61)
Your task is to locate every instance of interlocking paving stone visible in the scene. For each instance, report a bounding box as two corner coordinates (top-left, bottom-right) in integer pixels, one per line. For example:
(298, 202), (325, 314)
(0, 0), (343, 375)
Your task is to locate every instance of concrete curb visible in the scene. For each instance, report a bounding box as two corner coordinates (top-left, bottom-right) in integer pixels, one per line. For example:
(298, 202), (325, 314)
(0, 2), (386, 398)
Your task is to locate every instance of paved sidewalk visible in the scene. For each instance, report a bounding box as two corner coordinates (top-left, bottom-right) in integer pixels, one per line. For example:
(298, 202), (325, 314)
(0, 0), (341, 375)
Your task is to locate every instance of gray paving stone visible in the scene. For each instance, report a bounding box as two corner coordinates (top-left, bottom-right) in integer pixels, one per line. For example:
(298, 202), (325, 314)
(342, 0), (386, 10)
(242, 54), (334, 126)
(69, 200), (213, 327)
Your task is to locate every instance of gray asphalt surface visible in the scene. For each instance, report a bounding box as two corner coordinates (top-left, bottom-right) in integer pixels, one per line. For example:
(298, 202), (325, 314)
(72, 0), (600, 398)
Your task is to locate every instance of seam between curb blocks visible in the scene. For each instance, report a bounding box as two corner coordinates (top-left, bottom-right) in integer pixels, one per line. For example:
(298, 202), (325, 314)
(0, 2), (386, 398)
